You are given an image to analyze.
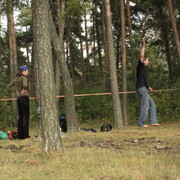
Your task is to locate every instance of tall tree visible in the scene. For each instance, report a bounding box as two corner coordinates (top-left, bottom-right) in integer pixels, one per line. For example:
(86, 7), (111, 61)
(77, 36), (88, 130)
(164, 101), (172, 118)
(94, 1), (103, 72)
(0, 36), (4, 74)
(92, 0), (97, 68)
(6, 0), (18, 77)
(102, 0), (109, 89)
(120, 0), (127, 125)
(55, 0), (64, 100)
(126, 0), (136, 80)
(84, 12), (89, 80)
(167, 0), (180, 67)
(157, 0), (173, 84)
(66, 22), (76, 83)
(32, 0), (62, 151)
(77, 15), (85, 82)
(104, 0), (123, 129)
(6, 0), (18, 124)
(49, 8), (79, 133)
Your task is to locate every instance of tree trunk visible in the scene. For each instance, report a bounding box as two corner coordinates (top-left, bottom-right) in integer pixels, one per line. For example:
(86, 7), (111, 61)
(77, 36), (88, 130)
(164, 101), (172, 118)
(32, 1), (41, 135)
(32, 0), (62, 151)
(6, 0), (18, 126)
(93, 1), (97, 67)
(104, 0), (123, 129)
(116, 34), (120, 70)
(7, 0), (18, 77)
(127, 0), (136, 82)
(67, 23), (76, 83)
(120, 0), (128, 126)
(84, 13), (89, 79)
(78, 16), (85, 82)
(0, 36), (3, 74)
(55, 0), (66, 107)
(94, 1), (103, 72)
(167, 0), (180, 67)
(102, 1), (109, 89)
(49, 10), (79, 133)
(157, 1), (173, 84)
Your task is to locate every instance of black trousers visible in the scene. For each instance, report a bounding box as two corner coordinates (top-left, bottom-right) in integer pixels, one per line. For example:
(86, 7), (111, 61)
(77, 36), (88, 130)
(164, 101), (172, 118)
(17, 96), (30, 139)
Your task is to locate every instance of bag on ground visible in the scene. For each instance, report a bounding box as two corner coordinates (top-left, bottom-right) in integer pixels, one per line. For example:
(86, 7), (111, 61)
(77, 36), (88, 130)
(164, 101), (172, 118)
(7, 130), (19, 140)
(100, 124), (112, 132)
(59, 114), (67, 132)
(0, 131), (9, 140)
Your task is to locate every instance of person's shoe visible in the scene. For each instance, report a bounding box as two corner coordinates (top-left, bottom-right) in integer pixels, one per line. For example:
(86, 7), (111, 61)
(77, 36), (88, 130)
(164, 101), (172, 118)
(151, 124), (160, 126)
(24, 136), (31, 140)
(142, 125), (149, 127)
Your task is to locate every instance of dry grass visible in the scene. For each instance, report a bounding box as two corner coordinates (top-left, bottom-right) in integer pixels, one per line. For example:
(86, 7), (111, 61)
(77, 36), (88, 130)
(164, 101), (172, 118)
(0, 124), (179, 180)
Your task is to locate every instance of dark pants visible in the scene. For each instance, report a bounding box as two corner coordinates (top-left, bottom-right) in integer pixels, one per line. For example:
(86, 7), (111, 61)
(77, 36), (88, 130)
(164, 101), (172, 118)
(17, 96), (30, 139)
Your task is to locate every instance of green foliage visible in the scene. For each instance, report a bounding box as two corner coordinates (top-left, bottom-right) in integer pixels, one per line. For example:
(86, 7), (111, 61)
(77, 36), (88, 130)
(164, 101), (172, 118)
(76, 94), (113, 121)
(0, 73), (15, 131)
(152, 81), (180, 123)
(75, 75), (113, 121)
(66, 0), (92, 16)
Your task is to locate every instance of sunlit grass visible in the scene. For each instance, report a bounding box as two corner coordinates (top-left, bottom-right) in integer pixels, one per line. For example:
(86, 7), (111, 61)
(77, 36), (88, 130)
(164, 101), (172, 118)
(0, 124), (179, 180)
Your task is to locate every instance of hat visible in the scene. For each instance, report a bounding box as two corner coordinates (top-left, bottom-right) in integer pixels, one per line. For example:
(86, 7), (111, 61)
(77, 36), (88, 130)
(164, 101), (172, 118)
(19, 65), (28, 72)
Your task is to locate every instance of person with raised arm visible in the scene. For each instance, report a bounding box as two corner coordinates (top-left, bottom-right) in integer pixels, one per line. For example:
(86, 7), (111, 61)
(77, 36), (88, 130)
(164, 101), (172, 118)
(136, 37), (160, 127)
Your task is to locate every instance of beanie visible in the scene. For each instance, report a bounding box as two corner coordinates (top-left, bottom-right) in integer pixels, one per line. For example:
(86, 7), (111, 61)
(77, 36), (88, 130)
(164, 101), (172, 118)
(19, 65), (28, 72)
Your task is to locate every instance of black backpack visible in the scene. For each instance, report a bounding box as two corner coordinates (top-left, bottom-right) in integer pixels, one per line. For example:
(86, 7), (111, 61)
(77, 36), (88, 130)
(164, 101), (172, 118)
(100, 124), (112, 132)
(59, 114), (67, 132)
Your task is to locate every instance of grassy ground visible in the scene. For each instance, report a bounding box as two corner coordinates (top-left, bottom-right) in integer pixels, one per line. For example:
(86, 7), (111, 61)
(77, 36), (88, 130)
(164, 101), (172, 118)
(0, 124), (179, 180)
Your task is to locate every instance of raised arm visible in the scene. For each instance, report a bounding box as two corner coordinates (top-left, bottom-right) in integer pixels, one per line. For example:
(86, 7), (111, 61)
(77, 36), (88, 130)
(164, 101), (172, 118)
(140, 37), (146, 63)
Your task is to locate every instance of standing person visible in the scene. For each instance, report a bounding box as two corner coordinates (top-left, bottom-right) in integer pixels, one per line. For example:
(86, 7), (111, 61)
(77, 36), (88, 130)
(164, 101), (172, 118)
(6, 65), (30, 139)
(136, 37), (160, 127)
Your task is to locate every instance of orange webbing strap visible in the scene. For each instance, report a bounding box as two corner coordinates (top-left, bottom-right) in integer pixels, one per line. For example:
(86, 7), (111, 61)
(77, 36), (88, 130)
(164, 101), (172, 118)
(0, 89), (179, 101)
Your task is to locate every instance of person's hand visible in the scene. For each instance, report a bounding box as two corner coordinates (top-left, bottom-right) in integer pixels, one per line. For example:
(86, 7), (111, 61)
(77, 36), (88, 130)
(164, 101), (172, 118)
(142, 37), (146, 43)
(20, 89), (27, 94)
(148, 87), (153, 92)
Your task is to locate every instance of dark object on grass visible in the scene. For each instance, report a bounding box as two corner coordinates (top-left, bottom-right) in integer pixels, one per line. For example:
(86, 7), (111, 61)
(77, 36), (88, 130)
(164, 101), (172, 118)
(7, 130), (19, 140)
(81, 127), (97, 133)
(59, 114), (67, 132)
(100, 124), (112, 132)
(6, 144), (19, 150)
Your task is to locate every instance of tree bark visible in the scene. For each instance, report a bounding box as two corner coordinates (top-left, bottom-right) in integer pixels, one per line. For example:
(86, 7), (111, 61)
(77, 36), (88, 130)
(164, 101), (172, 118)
(93, 0), (97, 68)
(0, 37), (4, 74)
(84, 13), (89, 79)
(55, 0), (66, 107)
(32, 0), (62, 151)
(94, 1), (103, 72)
(167, 0), (180, 67)
(104, 0), (123, 129)
(102, 1), (109, 89)
(32, 0), (41, 135)
(157, 1), (173, 84)
(7, 0), (18, 78)
(67, 23), (75, 83)
(49, 10), (79, 133)
(6, 0), (18, 125)
(120, 0), (128, 126)
(77, 16), (85, 82)
(127, 0), (136, 81)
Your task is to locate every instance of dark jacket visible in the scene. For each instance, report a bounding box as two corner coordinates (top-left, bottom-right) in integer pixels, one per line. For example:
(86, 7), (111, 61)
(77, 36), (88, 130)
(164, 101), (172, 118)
(136, 60), (149, 90)
(6, 75), (29, 97)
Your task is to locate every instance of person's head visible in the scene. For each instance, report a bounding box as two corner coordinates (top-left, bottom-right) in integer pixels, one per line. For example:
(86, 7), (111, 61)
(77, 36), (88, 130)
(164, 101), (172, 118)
(19, 65), (29, 76)
(143, 56), (149, 66)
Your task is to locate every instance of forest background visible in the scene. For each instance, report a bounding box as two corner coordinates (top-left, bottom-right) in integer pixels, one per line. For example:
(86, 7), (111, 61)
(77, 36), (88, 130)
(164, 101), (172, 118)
(0, 0), (179, 134)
